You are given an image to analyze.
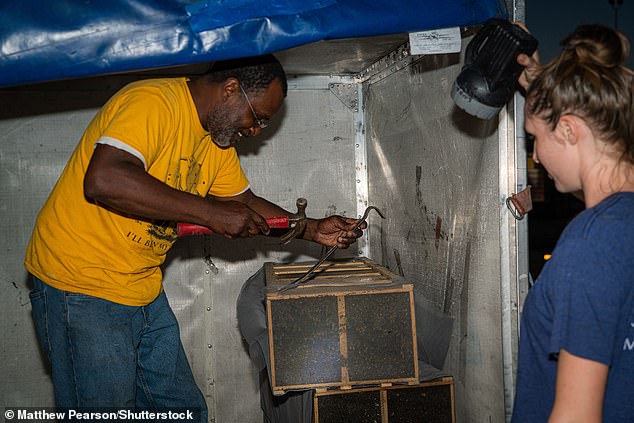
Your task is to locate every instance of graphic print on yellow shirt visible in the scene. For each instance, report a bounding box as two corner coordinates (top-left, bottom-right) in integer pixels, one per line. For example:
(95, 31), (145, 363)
(25, 78), (250, 306)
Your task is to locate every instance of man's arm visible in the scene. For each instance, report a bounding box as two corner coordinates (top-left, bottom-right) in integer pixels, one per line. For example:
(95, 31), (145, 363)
(216, 190), (365, 249)
(84, 143), (268, 238)
(548, 349), (608, 423)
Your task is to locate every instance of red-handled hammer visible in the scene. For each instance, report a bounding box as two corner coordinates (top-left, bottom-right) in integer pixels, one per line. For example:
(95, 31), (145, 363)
(177, 198), (308, 245)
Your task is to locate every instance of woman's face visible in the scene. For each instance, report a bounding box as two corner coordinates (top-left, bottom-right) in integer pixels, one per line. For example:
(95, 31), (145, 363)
(525, 112), (580, 194)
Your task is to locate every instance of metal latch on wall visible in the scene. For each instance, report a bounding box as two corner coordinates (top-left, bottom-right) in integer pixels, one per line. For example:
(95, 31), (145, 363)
(506, 186), (533, 220)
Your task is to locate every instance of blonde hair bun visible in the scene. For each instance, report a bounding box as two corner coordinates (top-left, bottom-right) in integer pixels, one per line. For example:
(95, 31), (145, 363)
(561, 24), (630, 69)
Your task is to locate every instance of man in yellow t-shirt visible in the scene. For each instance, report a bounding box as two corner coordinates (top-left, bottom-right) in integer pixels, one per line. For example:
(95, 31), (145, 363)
(25, 55), (364, 420)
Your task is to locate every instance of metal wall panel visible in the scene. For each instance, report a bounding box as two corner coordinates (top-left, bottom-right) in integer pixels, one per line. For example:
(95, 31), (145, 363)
(363, 50), (505, 422)
(0, 103), (96, 408)
(0, 82), (358, 422)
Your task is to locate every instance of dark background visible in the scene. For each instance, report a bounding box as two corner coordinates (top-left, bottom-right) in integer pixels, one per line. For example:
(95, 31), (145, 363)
(524, 0), (633, 277)
(526, 0), (633, 67)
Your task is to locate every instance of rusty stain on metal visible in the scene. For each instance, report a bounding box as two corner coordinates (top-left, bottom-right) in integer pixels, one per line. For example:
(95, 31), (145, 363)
(435, 216), (442, 250)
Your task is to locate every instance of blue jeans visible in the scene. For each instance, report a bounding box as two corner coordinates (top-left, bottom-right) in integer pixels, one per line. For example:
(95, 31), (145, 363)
(29, 276), (207, 422)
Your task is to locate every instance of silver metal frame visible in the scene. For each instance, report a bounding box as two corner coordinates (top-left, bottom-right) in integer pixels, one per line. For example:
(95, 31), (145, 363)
(353, 83), (370, 257)
(498, 0), (529, 420)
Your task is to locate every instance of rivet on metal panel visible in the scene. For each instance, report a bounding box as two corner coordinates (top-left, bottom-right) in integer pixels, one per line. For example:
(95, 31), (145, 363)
(206, 307), (211, 311)
(205, 270), (210, 274)
(329, 82), (360, 111)
(356, 144), (360, 148)
(207, 344), (212, 349)
(356, 179), (361, 183)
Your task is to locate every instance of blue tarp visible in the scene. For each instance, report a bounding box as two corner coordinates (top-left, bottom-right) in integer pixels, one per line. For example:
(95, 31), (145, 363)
(0, 0), (506, 87)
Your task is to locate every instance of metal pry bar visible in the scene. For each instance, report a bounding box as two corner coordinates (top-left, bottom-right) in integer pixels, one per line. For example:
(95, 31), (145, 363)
(277, 206), (385, 292)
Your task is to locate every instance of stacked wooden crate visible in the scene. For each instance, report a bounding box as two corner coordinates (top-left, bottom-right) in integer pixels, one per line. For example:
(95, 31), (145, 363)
(264, 258), (456, 422)
(314, 375), (455, 423)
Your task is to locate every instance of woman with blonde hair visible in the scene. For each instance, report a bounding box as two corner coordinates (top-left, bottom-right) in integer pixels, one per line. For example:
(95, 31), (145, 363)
(512, 24), (634, 422)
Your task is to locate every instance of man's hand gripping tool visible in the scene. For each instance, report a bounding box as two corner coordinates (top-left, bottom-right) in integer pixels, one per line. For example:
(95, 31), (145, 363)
(277, 205), (385, 292)
(176, 198), (308, 245)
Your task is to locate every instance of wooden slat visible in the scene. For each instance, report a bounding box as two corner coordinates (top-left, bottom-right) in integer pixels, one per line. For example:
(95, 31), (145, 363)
(272, 376), (419, 392)
(313, 377), (454, 397)
(266, 297), (277, 389)
(409, 289), (420, 382)
(271, 261), (368, 272)
(450, 381), (456, 423)
(275, 276), (391, 284)
(273, 263), (370, 272)
(268, 285), (413, 299)
(313, 395), (320, 423)
(290, 279), (392, 289)
(338, 295), (349, 386)
(272, 272), (385, 282)
(380, 389), (388, 423)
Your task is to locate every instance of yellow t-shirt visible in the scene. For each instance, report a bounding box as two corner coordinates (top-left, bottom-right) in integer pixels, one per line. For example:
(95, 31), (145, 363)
(25, 78), (250, 306)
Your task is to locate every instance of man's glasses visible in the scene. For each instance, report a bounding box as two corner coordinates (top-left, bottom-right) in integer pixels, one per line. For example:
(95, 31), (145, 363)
(239, 83), (269, 129)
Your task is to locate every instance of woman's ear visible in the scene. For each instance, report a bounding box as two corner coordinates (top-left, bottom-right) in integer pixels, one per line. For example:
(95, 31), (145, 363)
(556, 114), (581, 146)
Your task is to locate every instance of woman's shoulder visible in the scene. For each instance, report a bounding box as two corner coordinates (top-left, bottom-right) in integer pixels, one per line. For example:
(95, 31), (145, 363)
(563, 192), (634, 241)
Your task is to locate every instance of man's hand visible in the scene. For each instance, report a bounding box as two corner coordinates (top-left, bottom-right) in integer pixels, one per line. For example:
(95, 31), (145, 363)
(517, 52), (540, 90)
(514, 22), (541, 90)
(304, 216), (366, 249)
(204, 200), (270, 239)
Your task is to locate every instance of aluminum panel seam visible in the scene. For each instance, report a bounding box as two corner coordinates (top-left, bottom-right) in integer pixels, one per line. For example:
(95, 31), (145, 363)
(513, 94), (530, 314)
(510, 0), (530, 323)
(498, 105), (518, 422)
(204, 270), (216, 422)
(359, 43), (416, 86)
(354, 84), (369, 257)
(287, 75), (356, 90)
(498, 4), (526, 420)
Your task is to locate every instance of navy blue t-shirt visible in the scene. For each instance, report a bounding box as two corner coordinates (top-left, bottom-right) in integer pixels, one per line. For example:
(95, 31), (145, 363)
(512, 192), (634, 422)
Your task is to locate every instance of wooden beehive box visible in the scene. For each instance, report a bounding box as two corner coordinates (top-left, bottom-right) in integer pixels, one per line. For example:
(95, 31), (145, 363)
(313, 376), (455, 423)
(265, 258), (418, 394)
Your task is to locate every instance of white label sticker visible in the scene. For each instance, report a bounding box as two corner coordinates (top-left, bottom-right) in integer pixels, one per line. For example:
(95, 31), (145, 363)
(409, 27), (462, 55)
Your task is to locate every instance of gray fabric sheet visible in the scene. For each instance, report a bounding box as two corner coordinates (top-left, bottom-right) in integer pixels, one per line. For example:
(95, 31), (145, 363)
(236, 268), (313, 423)
(236, 267), (452, 422)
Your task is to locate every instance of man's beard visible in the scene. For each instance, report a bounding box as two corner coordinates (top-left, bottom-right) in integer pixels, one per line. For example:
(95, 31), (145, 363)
(206, 108), (241, 148)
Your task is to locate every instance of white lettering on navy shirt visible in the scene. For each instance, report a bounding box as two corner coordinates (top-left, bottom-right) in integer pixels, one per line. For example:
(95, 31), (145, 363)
(625, 322), (634, 351)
